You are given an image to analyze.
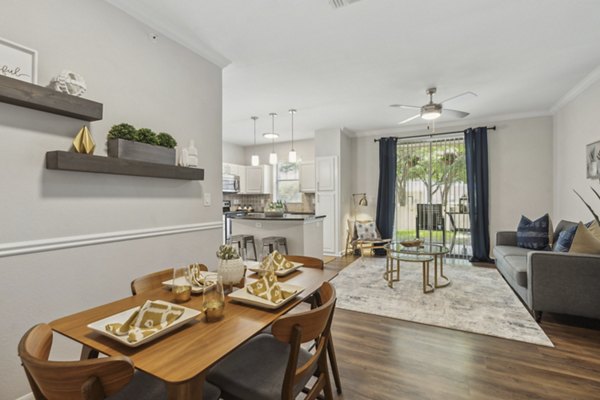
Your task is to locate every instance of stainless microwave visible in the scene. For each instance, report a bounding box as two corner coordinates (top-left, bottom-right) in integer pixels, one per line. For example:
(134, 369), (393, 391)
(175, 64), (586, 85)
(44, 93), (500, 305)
(222, 174), (240, 193)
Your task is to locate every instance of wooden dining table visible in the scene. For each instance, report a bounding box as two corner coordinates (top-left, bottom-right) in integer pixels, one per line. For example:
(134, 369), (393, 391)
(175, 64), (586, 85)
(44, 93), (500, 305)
(50, 267), (338, 400)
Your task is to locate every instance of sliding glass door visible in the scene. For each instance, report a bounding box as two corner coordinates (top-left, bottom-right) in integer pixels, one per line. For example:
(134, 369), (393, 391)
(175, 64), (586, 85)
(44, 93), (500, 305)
(395, 136), (471, 259)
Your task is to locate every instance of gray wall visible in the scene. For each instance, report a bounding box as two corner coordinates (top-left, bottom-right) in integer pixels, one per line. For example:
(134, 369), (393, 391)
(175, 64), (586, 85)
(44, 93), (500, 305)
(351, 116), (554, 251)
(554, 78), (600, 221)
(0, 1), (222, 398)
(223, 141), (247, 164)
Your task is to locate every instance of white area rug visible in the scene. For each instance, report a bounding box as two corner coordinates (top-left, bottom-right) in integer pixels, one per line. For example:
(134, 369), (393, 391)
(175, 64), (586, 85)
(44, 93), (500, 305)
(331, 258), (553, 347)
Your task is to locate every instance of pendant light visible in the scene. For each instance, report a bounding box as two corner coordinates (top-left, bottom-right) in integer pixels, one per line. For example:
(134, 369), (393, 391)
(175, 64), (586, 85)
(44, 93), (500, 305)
(250, 116), (259, 166)
(288, 109), (297, 163)
(268, 112), (278, 165)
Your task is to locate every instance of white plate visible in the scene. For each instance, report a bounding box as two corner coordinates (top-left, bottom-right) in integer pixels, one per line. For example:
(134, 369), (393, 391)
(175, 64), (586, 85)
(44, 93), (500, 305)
(228, 283), (305, 310)
(87, 300), (201, 347)
(246, 261), (303, 277)
(162, 276), (216, 294)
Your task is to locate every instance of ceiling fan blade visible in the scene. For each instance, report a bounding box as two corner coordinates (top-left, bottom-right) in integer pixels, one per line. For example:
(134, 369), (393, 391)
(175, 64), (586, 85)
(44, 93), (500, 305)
(440, 91), (478, 104)
(389, 104), (421, 110)
(398, 114), (421, 124)
(444, 109), (470, 118)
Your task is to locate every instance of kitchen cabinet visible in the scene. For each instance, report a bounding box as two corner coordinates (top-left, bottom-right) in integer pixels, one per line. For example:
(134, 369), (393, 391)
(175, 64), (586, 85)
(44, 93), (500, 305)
(299, 161), (316, 193)
(245, 165), (272, 194)
(316, 156), (336, 192)
(317, 191), (337, 254)
(223, 163), (247, 193)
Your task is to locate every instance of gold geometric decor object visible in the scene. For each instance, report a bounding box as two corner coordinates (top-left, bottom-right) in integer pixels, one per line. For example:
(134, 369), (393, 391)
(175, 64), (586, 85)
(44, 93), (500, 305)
(72, 125), (95, 154)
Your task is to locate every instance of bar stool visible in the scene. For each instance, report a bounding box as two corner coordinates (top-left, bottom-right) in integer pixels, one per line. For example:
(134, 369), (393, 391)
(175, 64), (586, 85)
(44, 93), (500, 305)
(262, 236), (288, 255)
(230, 234), (258, 260)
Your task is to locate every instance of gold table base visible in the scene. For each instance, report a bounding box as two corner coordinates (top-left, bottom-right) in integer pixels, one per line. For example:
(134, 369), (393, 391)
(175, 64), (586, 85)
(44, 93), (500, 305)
(385, 253), (451, 294)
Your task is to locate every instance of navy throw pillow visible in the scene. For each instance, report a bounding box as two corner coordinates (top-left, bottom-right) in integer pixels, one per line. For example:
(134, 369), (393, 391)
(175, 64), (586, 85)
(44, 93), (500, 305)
(553, 224), (578, 252)
(516, 214), (551, 250)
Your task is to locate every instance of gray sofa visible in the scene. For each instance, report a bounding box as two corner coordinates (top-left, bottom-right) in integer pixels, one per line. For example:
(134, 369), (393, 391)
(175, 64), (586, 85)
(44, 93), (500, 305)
(494, 220), (600, 321)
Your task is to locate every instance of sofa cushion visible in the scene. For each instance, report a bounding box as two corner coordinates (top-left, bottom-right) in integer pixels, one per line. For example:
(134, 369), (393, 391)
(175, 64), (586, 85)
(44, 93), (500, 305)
(517, 214), (552, 250)
(570, 222), (600, 254)
(502, 256), (528, 287)
(493, 245), (531, 259)
(553, 224), (577, 252)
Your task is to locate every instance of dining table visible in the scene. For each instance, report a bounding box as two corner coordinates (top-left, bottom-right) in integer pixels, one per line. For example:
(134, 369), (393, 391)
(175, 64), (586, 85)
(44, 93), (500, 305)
(50, 266), (338, 400)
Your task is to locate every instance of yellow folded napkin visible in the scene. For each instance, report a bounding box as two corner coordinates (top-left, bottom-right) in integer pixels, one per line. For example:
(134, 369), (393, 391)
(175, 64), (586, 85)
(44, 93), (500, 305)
(105, 300), (185, 343)
(189, 264), (206, 286)
(246, 271), (296, 304)
(260, 250), (295, 271)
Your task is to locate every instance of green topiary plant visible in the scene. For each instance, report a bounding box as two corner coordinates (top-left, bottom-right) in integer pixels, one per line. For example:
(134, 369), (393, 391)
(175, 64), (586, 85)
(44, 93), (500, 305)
(216, 244), (239, 260)
(135, 128), (158, 145)
(107, 123), (137, 141)
(156, 132), (177, 149)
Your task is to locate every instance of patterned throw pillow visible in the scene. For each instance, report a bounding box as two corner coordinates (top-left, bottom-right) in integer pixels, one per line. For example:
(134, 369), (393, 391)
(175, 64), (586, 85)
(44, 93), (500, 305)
(569, 222), (600, 255)
(356, 221), (380, 240)
(516, 214), (552, 250)
(553, 224), (578, 252)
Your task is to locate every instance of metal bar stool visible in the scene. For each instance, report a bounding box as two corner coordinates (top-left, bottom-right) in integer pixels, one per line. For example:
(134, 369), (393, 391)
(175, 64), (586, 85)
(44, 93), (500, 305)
(229, 234), (258, 260)
(262, 236), (288, 255)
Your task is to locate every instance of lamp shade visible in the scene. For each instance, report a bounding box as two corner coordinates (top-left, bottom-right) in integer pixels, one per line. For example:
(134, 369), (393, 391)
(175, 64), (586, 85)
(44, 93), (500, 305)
(288, 150), (297, 163)
(269, 152), (278, 165)
(251, 154), (259, 166)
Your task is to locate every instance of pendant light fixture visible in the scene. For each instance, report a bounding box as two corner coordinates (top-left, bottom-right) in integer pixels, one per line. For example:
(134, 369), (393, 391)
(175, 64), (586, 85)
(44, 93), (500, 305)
(288, 108), (297, 163)
(268, 112), (278, 165)
(250, 116), (259, 166)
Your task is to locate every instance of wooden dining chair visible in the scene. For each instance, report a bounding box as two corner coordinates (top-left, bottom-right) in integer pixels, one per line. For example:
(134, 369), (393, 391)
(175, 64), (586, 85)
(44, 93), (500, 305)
(207, 282), (337, 400)
(284, 255), (342, 395)
(130, 265), (208, 295)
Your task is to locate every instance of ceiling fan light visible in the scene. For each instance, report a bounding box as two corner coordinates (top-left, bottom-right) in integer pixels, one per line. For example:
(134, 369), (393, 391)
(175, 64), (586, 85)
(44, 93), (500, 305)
(421, 110), (441, 120)
(288, 150), (297, 163)
(251, 154), (260, 166)
(269, 152), (278, 165)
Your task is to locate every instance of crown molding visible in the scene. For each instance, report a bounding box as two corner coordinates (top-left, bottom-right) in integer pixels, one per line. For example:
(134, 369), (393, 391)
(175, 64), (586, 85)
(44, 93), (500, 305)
(550, 64), (600, 114)
(105, 0), (231, 68)
(351, 110), (552, 138)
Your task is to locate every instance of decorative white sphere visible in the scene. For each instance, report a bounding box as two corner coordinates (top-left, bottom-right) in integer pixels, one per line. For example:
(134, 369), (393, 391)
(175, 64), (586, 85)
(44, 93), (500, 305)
(48, 70), (87, 97)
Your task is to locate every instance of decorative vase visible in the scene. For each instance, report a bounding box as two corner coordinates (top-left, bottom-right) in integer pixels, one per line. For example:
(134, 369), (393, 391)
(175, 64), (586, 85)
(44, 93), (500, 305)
(217, 257), (245, 286)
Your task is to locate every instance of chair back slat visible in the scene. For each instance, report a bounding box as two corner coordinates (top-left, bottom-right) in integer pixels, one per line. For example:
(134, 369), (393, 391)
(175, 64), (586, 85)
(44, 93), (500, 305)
(18, 324), (134, 400)
(284, 255), (324, 270)
(130, 268), (174, 295)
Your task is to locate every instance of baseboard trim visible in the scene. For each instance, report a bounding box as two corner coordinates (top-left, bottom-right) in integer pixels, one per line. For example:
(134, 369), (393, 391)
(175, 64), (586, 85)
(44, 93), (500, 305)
(16, 393), (34, 400)
(0, 221), (222, 258)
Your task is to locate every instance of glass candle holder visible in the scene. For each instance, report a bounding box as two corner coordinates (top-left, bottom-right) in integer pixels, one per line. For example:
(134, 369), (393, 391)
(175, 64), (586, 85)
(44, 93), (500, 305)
(203, 273), (225, 322)
(172, 267), (192, 303)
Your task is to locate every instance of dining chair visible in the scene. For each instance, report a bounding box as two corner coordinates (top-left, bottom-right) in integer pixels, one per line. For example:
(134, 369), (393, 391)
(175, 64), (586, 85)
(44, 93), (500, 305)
(19, 323), (222, 400)
(207, 282), (337, 400)
(284, 255), (342, 395)
(130, 265), (208, 295)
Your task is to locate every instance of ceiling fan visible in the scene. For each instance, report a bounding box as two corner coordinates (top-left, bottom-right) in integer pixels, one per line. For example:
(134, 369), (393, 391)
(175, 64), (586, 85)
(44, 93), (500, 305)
(390, 87), (477, 124)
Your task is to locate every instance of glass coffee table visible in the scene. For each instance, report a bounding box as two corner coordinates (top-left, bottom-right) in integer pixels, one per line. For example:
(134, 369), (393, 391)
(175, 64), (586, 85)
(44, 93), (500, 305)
(384, 242), (451, 293)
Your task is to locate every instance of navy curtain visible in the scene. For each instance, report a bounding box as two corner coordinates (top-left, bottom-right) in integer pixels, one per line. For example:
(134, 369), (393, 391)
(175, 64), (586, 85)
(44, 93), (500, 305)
(464, 127), (493, 263)
(376, 137), (398, 240)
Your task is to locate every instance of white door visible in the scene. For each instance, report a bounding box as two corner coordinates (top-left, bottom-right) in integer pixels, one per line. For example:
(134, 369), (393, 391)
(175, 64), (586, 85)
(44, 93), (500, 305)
(245, 166), (263, 193)
(317, 192), (337, 254)
(299, 162), (316, 193)
(316, 156), (336, 192)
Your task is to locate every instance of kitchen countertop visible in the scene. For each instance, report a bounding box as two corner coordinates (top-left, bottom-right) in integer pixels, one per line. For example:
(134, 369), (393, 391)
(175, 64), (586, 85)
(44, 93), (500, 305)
(232, 213), (325, 221)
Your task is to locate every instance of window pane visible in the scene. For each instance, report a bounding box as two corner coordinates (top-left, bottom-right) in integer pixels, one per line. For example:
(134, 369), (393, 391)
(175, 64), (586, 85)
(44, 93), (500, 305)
(277, 162), (299, 180)
(277, 181), (302, 203)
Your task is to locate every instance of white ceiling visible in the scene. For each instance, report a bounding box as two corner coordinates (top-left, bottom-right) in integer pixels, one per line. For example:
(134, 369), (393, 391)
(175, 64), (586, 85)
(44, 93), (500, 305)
(107, 0), (600, 145)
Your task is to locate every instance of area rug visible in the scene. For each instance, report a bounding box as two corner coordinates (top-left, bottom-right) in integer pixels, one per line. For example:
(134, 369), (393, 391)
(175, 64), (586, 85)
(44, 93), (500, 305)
(331, 258), (553, 347)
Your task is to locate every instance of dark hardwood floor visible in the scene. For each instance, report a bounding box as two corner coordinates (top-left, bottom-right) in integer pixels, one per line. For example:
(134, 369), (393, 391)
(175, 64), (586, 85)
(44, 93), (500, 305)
(324, 256), (600, 400)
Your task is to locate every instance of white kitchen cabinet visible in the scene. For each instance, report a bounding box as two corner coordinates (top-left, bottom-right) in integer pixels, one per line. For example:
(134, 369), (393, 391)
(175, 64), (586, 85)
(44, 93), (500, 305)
(223, 163), (246, 193)
(316, 156), (336, 192)
(316, 191), (337, 254)
(299, 161), (316, 193)
(245, 165), (272, 194)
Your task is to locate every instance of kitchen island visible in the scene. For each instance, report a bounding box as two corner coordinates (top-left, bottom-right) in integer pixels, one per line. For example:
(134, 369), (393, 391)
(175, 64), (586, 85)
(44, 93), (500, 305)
(231, 213), (325, 259)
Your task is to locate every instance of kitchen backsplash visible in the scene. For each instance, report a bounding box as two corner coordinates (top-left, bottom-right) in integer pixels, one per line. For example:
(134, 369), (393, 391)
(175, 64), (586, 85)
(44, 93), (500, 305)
(223, 193), (315, 213)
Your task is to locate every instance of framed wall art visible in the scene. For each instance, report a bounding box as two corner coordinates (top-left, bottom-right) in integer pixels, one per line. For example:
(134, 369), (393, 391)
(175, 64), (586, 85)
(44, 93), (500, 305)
(0, 37), (37, 84)
(586, 140), (600, 179)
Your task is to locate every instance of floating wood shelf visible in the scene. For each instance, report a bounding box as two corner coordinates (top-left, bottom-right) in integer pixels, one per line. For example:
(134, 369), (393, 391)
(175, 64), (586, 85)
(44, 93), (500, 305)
(0, 75), (103, 121)
(46, 151), (204, 180)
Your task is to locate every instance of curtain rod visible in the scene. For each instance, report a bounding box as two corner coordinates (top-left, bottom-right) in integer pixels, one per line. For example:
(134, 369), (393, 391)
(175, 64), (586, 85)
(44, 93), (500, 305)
(373, 126), (497, 142)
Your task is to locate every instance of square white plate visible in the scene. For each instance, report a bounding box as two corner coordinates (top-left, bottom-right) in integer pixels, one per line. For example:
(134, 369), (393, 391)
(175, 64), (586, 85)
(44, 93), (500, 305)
(228, 283), (305, 310)
(87, 300), (201, 347)
(162, 276), (216, 294)
(246, 261), (303, 277)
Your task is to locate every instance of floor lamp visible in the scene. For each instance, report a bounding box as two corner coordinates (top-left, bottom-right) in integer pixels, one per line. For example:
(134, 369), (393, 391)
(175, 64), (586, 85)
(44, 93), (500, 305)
(347, 193), (369, 254)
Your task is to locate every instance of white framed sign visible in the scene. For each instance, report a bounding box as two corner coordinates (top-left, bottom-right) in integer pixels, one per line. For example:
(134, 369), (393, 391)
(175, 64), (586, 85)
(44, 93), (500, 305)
(0, 37), (37, 84)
